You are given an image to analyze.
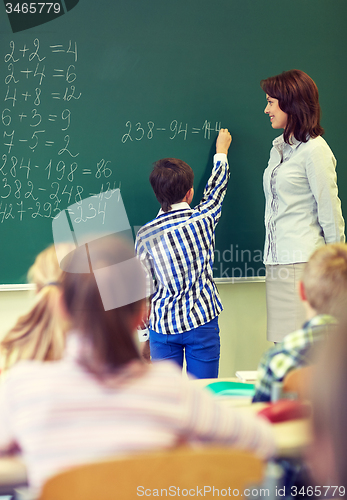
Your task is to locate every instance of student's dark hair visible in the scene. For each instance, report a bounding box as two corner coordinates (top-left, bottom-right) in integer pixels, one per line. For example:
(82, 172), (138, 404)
(61, 236), (145, 375)
(260, 69), (324, 144)
(149, 158), (194, 212)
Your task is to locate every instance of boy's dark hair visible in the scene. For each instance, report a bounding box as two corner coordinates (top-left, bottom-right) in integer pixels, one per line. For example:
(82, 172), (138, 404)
(260, 69), (324, 144)
(149, 158), (194, 212)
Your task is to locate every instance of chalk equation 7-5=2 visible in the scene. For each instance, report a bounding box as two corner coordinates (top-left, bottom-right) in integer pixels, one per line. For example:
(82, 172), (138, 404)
(121, 120), (222, 143)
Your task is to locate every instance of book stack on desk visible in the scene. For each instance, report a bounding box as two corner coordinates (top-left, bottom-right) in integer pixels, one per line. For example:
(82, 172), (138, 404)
(235, 371), (258, 383)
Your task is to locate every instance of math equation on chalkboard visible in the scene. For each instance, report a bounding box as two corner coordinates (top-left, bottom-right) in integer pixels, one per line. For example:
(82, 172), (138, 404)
(2, 39), (222, 227)
(1, 38), (118, 225)
(121, 120), (222, 143)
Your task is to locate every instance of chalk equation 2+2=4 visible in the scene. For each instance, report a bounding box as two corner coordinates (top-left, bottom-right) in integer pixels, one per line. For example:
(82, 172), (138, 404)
(2, 38), (119, 225)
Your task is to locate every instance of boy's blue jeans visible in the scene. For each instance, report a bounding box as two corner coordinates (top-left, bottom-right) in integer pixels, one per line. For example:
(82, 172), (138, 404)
(149, 317), (220, 379)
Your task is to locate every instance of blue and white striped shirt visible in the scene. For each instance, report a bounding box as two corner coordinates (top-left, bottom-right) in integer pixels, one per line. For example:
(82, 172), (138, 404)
(135, 153), (230, 335)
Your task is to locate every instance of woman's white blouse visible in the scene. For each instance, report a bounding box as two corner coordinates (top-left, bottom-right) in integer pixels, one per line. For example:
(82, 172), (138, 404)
(263, 134), (345, 265)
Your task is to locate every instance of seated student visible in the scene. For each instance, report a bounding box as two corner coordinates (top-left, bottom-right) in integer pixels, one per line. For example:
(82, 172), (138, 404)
(0, 236), (275, 492)
(136, 128), (232, 379)
(253, 243), (347, 402)
(308, 314), (347, 490)
(0, 244), (68, 372)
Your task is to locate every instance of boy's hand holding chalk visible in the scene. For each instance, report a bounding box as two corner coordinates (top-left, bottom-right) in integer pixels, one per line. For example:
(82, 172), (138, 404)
(216, 128), (232, 155)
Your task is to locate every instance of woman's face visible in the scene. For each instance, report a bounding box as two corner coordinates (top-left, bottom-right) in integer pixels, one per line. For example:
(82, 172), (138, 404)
(264, 95), (288, 130)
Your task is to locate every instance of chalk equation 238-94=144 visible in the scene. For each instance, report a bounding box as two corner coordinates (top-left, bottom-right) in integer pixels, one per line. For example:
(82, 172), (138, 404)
(121, 120), (222, 143)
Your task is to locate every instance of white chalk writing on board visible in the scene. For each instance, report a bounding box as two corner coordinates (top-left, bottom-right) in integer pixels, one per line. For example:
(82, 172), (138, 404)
(121, 120), (221, 143)
(1, 38), (116, 224)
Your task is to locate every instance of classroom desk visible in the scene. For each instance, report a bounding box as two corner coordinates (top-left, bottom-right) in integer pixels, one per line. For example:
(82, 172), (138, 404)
(189, 376), (255, 406)
(0, 455), (27, 495)
(0, 378), (312, 492)
(0, 418), (311, 493)
(190, 377), (313, 458)
(234, 403), (312, 458)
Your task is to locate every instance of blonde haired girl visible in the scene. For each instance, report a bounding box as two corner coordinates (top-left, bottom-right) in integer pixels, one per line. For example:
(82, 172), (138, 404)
(0, 245), (69, 370)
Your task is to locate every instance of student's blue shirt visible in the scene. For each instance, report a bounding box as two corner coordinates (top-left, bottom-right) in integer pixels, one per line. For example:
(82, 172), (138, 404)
(253, 314), (336, 402)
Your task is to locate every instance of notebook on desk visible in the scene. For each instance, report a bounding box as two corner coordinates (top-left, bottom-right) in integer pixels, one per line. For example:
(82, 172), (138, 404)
(205, 381), (255, 397)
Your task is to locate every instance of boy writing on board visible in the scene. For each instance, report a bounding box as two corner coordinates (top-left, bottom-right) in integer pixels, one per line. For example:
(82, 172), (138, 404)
(253, 243), (347, 402)
(135, 129), (232, 378)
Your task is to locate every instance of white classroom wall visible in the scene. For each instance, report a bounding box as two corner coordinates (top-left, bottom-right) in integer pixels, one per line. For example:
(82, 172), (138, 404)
(0, 283), (272, 377)
(217, 282), (271, 376)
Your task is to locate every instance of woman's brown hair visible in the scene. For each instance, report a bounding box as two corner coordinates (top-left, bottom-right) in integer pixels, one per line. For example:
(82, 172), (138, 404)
(61, 236), (146, 375)
(261, 69), (324, 144)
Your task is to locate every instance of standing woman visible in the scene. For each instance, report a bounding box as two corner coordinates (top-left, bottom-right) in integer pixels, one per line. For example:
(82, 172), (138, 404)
(261, 69), (345, 342)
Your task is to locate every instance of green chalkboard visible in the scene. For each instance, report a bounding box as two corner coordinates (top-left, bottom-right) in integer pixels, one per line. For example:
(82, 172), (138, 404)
(1, 0), (346, 283)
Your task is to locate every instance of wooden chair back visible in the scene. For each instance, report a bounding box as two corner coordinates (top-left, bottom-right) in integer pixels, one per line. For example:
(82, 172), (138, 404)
(39, 446), (264, 500)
